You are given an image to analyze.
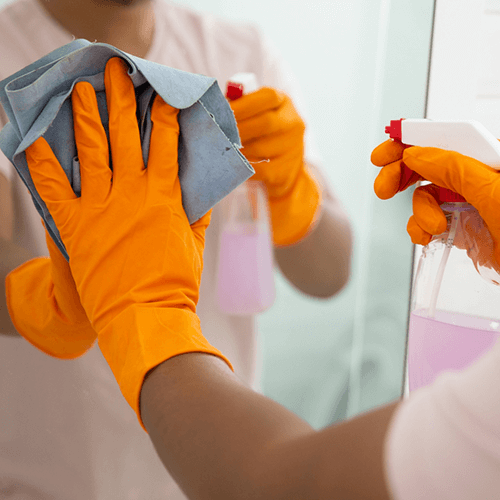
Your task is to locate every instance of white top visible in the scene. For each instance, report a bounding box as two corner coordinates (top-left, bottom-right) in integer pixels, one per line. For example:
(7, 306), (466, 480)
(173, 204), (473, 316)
(0, 0), (324, 498)
(384, 336), (500, 499)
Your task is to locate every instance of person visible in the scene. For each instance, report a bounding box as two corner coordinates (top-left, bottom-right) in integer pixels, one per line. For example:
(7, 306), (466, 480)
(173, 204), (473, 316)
(21, 59), (500, 500)
(0, 0), (353, 498)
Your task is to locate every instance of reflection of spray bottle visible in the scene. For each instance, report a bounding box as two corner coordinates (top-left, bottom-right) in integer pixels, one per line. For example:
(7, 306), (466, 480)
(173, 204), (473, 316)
(386, 119), (500, 394)
(214, 74), (276, 316)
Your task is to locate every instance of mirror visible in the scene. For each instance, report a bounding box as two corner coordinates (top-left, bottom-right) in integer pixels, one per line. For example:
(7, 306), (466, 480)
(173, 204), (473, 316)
(0, 0), (435, 497)
(171, 0), (435, 425)
(405, 0), (500, 396)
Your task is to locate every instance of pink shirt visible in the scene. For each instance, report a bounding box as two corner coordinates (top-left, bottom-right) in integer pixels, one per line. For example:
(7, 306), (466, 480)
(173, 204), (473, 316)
(3, 1), (498, 499)
(0, 0), (324, 498)
(385, 337), (500, 499)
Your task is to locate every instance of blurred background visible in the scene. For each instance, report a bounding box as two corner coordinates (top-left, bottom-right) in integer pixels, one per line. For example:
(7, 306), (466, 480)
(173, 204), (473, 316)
(170, 0), (434, 427)
(0, 0), (435, 428)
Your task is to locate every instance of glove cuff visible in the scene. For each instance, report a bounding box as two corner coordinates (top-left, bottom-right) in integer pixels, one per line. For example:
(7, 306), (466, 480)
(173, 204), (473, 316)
(6, 258), (97, 358)
(96, 305), (233, 432)
(269, 164), (322, 246)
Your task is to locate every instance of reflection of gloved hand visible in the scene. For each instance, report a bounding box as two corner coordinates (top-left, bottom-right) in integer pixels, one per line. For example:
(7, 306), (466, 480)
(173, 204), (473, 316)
(371, 140), (500, 268)
(230, 88), (321, 246)
(24, 57), (232, 430)
(6, 228), (96, 358)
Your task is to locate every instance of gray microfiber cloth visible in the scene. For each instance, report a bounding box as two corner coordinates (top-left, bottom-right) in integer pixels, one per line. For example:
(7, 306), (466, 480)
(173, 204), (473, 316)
(0, 39), (254, 260)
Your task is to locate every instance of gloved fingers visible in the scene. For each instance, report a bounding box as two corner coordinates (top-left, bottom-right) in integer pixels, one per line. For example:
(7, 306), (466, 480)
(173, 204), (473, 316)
(240, 127), (299, 158)
(236, 97), (304, 143)
(104, 57), (144, 186)
(412, 184), (448, 235)
(246, 142), (304, 197)
(374, 161), (402, 199)
(403, 147), (499, 204)
(371, 139), (406, 166)
(72, 82), (112, 204)
(229, 87), (286, 122)
(373, 159), (422, 200)
(407, 215), (432, 246)
(374, 160), (402, 199)
(147, 94), (181, 198)
(26, 137), (78, 228)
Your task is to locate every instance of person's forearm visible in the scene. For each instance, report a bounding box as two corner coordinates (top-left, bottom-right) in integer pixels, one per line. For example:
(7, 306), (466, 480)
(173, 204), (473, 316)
(140, 353), (313, 499)
(275, 197), (353, 298)
(0, 237), (35, 335)
(140, 352), (398, 500)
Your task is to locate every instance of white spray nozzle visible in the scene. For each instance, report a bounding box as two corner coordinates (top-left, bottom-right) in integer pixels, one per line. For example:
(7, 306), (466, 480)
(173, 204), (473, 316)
(386, 118), (500, 169)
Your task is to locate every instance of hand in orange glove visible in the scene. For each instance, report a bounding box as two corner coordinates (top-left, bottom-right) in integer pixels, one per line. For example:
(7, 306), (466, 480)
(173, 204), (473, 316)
(230, 88), (321, 246)
(371, 139), (500, 270)
(24, 57), (232, 430)
(6, 228), (96, 358)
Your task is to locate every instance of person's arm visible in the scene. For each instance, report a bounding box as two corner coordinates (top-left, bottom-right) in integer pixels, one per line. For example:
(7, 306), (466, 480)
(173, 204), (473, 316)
(0, 172), (32, 336)
(140, 352), (399, 500)
(230, 88), (353, 300)
(274, 170), (352, 298)
(251, 34), (353, 299)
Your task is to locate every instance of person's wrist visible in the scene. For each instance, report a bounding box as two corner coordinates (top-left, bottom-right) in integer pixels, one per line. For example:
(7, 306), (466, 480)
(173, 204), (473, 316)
(268, 164), (322, 246)
(96, 304), (233, 431)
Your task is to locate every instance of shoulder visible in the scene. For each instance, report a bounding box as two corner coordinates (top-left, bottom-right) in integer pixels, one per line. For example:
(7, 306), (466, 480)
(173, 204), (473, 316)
(0, 0), (36, 50)
(157, 1), (267, 75)
(0, 0), (62, 79)
(160, 1), (263, 47)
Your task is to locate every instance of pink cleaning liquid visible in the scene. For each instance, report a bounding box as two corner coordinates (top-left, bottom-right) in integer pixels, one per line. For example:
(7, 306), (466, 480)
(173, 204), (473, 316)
(216, 223), (275, 315)
(408, 308), (500, 392)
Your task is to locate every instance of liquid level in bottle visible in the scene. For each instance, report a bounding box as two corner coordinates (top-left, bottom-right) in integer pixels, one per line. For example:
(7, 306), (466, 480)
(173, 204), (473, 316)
(408, 309), (500, 392)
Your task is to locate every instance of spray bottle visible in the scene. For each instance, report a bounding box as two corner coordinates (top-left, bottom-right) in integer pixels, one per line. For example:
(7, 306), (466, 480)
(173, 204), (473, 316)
(386, 119), (500, 393)
(214, 74), (276, 315)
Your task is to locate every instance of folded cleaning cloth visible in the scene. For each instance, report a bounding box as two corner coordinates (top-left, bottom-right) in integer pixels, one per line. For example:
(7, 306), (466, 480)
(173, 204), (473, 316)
(0, 39), (254, 260)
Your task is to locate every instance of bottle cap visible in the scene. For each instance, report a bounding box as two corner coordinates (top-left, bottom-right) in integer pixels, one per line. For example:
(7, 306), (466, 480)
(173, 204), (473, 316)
(226, 82), (244, 100)
(226, 73), (258, 100)
(439, 187), (466, 203)
(385, 119), (404, 141)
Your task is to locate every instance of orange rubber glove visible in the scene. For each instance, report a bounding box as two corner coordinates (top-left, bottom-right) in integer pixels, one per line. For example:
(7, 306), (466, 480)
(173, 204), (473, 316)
(5, 228), (96, 358)
(24, 57), (232, 430)
(230, 88), (322, 246)
(371, 139), (500, 268)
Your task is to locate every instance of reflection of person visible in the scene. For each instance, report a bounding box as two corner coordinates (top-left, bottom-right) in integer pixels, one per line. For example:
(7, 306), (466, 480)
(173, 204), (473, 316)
(0, 0), (352, 497)
(21, 58), (400, 500)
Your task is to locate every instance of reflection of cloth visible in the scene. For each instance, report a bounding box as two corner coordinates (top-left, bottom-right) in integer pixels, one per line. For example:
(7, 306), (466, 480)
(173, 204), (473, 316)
(0, 0), (326, 498)
(385, 337), (500, 500)
(0, 39), (253, 260)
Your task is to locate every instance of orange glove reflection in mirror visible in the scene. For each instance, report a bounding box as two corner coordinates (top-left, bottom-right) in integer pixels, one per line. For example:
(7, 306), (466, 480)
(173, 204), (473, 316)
(6, 228), (96, 358)
(371, 139), (500, 273)
(230, 88), (322, 246)
(23, 57), (232, 430)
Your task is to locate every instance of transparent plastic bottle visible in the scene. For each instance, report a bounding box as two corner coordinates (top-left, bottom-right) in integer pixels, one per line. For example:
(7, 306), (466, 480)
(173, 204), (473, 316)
(408, 188), (500, 392)
(214, 73), (276, 315)
(215, 180), (276, 315)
